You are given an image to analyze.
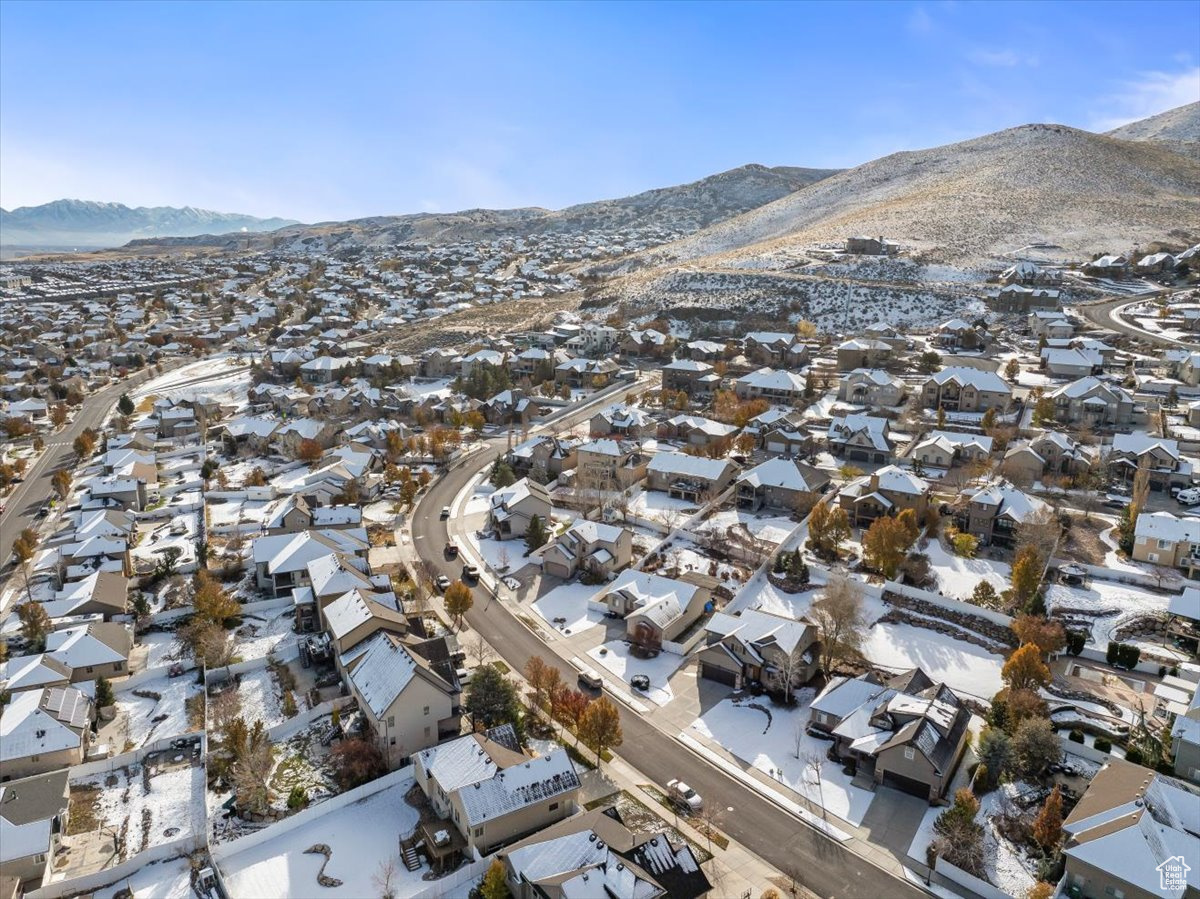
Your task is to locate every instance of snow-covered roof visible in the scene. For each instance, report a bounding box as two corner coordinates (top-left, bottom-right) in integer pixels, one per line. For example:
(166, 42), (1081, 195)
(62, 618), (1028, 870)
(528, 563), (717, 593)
(1112, 431), (1180, 460)
(968, 480), (1048, 524)
(927, 366), (1011, 393)
(736, 367), (806, 392)
(341, 632), (418, 717)
(458, 749), (580, 827)
(0, 688), (89, 763)
(811, 675), (886, 721)
(1134, 511), (1200, 545)
(736, 457), (826, 492)
(646, 451), (731, 482)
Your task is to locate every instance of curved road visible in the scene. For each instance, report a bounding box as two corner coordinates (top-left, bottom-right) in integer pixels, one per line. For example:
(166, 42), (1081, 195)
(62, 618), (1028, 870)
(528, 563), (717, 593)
(411, 399), (924, 899)
(1075, 290), (1200, 350)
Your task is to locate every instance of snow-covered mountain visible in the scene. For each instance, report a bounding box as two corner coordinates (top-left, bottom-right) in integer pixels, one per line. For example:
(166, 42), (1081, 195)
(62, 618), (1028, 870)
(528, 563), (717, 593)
(0, 199), (299, 249)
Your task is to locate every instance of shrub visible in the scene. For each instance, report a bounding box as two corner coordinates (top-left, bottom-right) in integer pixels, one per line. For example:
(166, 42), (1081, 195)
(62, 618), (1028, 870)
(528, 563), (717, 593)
(951, 531), (979, 559)
(287, 786), (307, 809)
(1124, 745), (1145, 766)
(1093, 737), (1112, 753)
(1068, 729), (1085, 744)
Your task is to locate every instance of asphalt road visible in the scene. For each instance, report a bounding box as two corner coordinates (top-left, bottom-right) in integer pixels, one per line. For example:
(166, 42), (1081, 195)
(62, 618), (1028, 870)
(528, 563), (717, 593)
(411, 404), (924, 899)
(1075, 292), (1200, 350)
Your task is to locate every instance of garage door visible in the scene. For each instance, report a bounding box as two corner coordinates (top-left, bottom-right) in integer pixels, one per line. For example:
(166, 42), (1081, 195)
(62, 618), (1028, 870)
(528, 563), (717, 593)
(849, 449), (869, 462)
(766, 441), (786, 454)
(881, 770), (930, 799)
(700, 662), (738, 687)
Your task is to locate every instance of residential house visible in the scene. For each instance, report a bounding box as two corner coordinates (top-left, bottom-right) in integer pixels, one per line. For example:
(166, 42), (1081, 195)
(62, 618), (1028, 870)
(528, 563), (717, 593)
(906, 430), (993, 471)
(1001, 261), (1060, 286)
(990, 284), (1061, 313)
(555, 357), (618, 389)
(836, 338), (893, 371)
(44, 623), (132, 682)
(1083, 254), (1129, 278)
(1169, 686), (1200, 784)
(340, 632), (460, 769)
(734, 367), (807, 404)
(659, 414), (738, 449)
(0, 770), (69, 890)
(744, 332), (808, 368)
(1109, 432), (1191, 491)
(845, 236), (896, 255)
(1040, 347), (1105, 378)
(921, 367), (1012, 413)
(1131, 512), (1200, 576)
(323, 589), (410, 658)
(735, 457), (830, 513)
(1027, 310), (1074, 338)
(252, 529), (370, 596)
(0, 687), (93, 781)
(698, 607), (819, 692)
(541, 521), (633, 581)
(263, 495), (362, 535)
(620, 328), (672, 359)
(413, 728), (581, 856)
(954, 480), (1050, 547)
(489, 478), (554, 539)
(827, 414), (892, 464)
(838, 369), (906, 408)
(590, 404), (655, 440)
(1047, 377), (1135, 428)
(600, 570), (710, 648)
(661, 359), (718, 397)
(499, 806), (710, 899)
(574, 439), (649, 493)
(645, 452), (737, 503)
(808, 669), (971, 801)
(1060, 758), (1200, 899)
(838, 465), (932, 528)
(935, 319), (984, 350)
(480, 389), (535, 425)
(1000, 431), (1098, 483)
(504, 435), (578, 483)
(0, 655), (73, 695)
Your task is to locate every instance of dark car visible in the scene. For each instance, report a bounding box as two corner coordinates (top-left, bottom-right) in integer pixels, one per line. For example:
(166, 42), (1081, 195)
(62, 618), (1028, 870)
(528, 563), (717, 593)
(444, 542), (459, 558)
(462, 563), (480, 581)
(630, 674), (651, 691)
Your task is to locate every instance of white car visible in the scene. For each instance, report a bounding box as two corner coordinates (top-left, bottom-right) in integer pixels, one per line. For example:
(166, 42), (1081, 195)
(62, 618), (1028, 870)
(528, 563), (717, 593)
(1177, 488), (1200, 505)
(666, 779), (703, 813)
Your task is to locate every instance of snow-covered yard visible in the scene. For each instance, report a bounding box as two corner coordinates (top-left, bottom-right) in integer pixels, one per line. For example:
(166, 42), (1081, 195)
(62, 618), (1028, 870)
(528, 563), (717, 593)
(690, 694), (875, 825)
(627, 488), (700, 527)
(139, 630), (184, 670)
(1045, 576), (1174, 647)
(92, 856), (194, 899)
(924, 539), (1012, 599)
(234, 607), (298, 661)
(218, 777), (426, 899)
(908, 782), (1041, 897)
(699, 508), (797, 547)
(237, 666), (287, 729)
(468, 532), (527, 573)
(116, 673), (202, 748)
(74, 764), (205, 859)
(532, 581), (605, 636)
(587, 640), (686, 706)
(861, 621), (1004, 701)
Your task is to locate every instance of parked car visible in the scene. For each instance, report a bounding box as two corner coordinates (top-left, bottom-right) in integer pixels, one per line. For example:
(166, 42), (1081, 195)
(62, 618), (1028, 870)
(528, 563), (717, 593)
(577, 665), (603, 690)
(444, 542), (459, 558)
(1177, 487), (1200, 505)
(440, 506), (451, 519)
(435, 575), (451, 591)
(666, 779), (703, 813)
(462, 563), (479, 580)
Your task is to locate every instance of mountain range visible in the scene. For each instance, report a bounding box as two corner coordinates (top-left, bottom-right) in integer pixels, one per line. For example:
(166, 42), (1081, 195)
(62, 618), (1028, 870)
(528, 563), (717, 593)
(0, 200), (299, 251)
(6, 102), (1198, 271)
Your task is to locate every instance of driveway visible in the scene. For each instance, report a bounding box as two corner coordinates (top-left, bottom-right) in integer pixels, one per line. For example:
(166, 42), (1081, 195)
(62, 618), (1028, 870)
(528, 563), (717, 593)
(858, 785), (929, 858)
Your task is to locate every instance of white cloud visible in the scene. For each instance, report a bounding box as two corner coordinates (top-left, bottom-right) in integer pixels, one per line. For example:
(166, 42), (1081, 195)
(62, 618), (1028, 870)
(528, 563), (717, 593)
(1089, 66), (1200, 132)
(967, 48), (1038, 68)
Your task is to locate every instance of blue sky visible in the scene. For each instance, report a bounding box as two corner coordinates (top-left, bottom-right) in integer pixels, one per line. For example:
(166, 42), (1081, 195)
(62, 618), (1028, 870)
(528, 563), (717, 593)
(2, 0), (1197, 222)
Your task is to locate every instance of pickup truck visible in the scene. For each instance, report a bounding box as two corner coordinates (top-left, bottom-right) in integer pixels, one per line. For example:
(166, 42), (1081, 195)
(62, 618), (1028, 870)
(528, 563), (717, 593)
(666, 779), (703, 813)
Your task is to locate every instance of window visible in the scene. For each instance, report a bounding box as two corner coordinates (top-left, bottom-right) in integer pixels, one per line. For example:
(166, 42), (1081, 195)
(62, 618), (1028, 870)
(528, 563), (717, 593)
(387, 716), (394, 728)
(424, 726), (431, 739)
(473, 827), (483, 838)
(114, 662), (123, 671)
(548, 802), (559, 811)
(1158, 539), (1171, 550)
(904, 747), (915, 760)
(423, 706), (430, 716)
(1149, 553), (1159, 563)
(86, 666), (94, 674)
(390, 736), (396, 746)
(30, 755), (39, 763)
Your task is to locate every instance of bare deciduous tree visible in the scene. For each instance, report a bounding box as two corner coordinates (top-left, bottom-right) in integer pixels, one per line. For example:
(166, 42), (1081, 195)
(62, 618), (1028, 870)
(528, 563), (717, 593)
(810, 576), (867, 676)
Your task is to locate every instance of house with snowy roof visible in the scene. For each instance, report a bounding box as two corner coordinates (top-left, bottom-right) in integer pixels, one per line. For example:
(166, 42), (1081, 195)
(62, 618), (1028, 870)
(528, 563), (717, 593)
(659, 414), (739, 449)
(340, 631), (461, 770)
(589, 404), (655, 440)
(1108, 432), (1190, 491)
(252, 528), (370, 596)
(1131, 512), (1200, 575)
(662, 358), (718, 397)
(837, 464), (932, 528)
(0, 770), (69, 890)
(0, 686), (93, 779)
(504, 435), (579, 483)
(489, 478), (553, 540)
(413, 728), (581, 855)
(744, 331), (808, 367)
(934, 318), (984, 349)
(554, 357), (618, 389)
(698, 607), (819, 693)
(906, 429), (993, 471)
(44, 622), (132, 682)
(827, 414), (893, 465)
(1047, 376), (1135, 428)
(1000, 430), (1098, 483)
(954, 480), (1050, 547)
(920, 366), (1012, 413)
(645, 452), (737, 503)
(836, 338), (893, 371)
(734, 367), (807, 404)
(1061, 758), (1200, 899)
(575, 439), (648, 492)
(541, 520), (632, 581)
(499, 806), (710, 899)
(838, 368), (906, 408)
(735, 457), (830, 513)
(808, 668), (970, 801)
(600, 570), (710, 649)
